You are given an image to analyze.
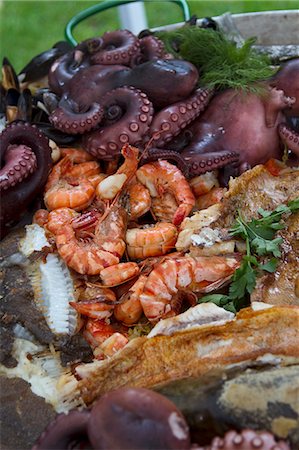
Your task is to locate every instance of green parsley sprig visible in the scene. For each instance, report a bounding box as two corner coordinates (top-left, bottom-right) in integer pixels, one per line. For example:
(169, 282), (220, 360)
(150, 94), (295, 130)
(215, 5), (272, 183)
(198, 198), (299, 313)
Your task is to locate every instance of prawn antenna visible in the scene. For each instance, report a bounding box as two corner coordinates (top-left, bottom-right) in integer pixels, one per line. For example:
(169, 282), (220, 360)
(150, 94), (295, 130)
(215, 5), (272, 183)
(138, 131), (164, 163)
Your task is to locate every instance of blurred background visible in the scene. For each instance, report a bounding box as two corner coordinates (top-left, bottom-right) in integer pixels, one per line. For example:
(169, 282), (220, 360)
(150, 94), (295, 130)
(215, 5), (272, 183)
(1, 0), (298, 73)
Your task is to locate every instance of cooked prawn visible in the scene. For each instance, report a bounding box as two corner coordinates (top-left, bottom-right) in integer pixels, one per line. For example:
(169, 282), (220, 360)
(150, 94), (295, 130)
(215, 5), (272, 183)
(126, 178), (151, 220)
(83, 318), (115, 349)
(66, 161), (101, 179)
(139, 254), (241, 321)
(99, 262), (140, 286)
(53, 197), (128, 275)
(126, 222), (178, 260)
(96, 144), (139, 200)
(32, 209), (49, 227)
(99, 332), (128, 358)
(46, 207), (79, 235)
(94, 198), (128, 259)
(83, 318), (128, 359)
(44, 156), (95, 211)
(114, 274), (147, 325)
(55, 223), (119, 275)
(70, 286), (116, 320)
(150, 192), (178, 223)
(136, 160), (195, 226)
(60, 147), (94, 163)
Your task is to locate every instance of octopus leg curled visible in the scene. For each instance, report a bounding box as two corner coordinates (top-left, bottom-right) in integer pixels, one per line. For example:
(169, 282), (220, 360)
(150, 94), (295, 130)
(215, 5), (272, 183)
(82, 86), (154, 160)
(49, 96), (104, 135)
(139, 148), (190, 178)
(0, 121), (52, 237)
(183, 150), (240, 177)
(146, 88), (214, 148)
(0, 144), (37, 190)
(131, 35), (168, 66)
(278, 123), (299, 156)
(91, 30), (140, 66)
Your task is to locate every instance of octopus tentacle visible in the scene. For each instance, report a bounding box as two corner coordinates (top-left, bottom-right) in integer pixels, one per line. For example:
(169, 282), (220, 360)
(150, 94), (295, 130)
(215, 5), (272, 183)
(0, 121), (52, 237)
(139, 148), (190, 178)
(131, 35), (167, 66)
(32, 409), (91, 450)
(278, 123), (299, 156)
(197, 428), (290, 450)
(183, 150), (240, 177)
(147, 88), (214, 148)
(91, 30), (140, 66)
(49, 96), (104, 135)
(48, 49), (91, 95)
(0, 144), (37, 190)
(83, 86), (154, 160)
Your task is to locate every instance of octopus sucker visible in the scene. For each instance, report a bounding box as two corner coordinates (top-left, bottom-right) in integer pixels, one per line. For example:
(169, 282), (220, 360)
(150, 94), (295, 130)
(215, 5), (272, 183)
(278, 123), (299, 156)
(0, 121), (52, 237)
(49, 99), (104, 135)
(147, 87), (214, 148)
(0, 143), (37, 190)
(90, 30), (140, 66)
(83, 86), (154, 160)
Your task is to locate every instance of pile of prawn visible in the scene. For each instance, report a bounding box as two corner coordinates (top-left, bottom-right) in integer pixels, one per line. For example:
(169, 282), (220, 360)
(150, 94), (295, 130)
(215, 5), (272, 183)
(33, 144), (240, 360)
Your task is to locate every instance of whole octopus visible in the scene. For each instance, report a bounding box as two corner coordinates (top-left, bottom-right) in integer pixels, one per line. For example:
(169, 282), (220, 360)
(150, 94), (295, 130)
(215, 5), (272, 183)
(1, 29), (299, 237)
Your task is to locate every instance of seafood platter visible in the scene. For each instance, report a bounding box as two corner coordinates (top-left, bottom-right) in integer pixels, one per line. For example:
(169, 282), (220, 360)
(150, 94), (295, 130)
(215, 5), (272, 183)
(0, 4), (299, 449)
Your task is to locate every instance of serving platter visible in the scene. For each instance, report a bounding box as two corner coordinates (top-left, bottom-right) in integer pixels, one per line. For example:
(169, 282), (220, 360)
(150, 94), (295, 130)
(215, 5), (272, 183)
(0, 7), (299, 450)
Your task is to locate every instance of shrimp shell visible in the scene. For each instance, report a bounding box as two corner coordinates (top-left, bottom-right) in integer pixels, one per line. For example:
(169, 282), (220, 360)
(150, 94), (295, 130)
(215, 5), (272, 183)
(100, 262), (140, 287)
(44, 178), (95, 211)
(136, 160), (195, 226)
(127, 179), (151, 220)
(44, 156), (95, 211)
(126, 222), (178, 260)
(60, 147), (94, 163)
(114, 274), (147, 325)
(140, 255), (241, 321)
(46, 208), (79, 235)
(55, 223), (119, 275)
(66, 161), (101, 179)
(70, 286), (116, 320)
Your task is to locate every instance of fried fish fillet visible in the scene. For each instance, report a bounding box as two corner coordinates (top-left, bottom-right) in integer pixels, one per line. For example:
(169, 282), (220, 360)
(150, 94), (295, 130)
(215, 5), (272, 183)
(73, 305), (299, 403)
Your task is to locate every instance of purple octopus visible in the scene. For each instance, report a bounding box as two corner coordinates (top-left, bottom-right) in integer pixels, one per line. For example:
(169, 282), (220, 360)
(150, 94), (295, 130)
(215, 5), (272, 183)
(46, 30), (299, 178)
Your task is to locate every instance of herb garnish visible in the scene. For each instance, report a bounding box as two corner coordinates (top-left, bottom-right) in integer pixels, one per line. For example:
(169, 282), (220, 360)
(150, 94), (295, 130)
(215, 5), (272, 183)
(156, 26), (275, 93)
(198, 198), (299, 313)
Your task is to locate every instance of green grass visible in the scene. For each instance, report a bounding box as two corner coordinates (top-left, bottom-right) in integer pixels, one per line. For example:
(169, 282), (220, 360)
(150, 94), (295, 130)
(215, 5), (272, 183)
(1, 0), (298, 73)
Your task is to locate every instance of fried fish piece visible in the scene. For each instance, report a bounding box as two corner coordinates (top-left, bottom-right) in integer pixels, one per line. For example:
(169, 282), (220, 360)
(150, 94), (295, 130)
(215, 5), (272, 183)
(73, 305), (299, 402)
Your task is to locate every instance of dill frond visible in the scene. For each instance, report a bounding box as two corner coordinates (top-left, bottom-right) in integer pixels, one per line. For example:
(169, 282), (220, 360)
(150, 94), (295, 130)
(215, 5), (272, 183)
(156, 26), (276, 92)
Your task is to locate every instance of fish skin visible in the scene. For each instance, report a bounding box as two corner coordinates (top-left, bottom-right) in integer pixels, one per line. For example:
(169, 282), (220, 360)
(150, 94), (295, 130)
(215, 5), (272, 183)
(75, 305), (299, 402)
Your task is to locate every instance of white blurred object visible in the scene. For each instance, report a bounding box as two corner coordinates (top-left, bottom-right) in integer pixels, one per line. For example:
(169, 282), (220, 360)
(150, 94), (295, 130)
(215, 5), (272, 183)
(118, 2), (148, 34)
